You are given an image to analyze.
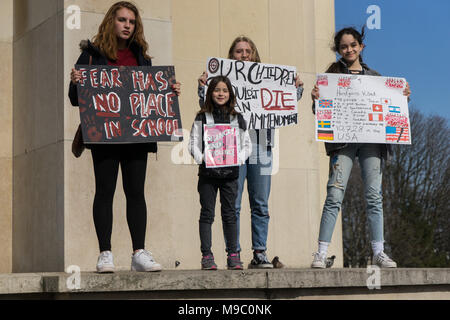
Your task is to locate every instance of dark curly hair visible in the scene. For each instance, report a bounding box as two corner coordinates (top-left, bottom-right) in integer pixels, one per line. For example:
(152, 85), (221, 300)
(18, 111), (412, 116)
(199, 76), (238, 116)
(326, 26), (366, 73)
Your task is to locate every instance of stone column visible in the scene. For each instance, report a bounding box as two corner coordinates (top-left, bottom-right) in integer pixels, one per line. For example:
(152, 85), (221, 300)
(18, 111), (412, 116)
(12, 0), (65, 272)
(0, 0), (13, 273)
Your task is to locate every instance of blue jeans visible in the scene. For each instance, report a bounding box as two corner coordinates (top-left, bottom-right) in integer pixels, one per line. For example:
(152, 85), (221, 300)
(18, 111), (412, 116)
(318, 144), (384, 243)
(233, 144), (272, 252)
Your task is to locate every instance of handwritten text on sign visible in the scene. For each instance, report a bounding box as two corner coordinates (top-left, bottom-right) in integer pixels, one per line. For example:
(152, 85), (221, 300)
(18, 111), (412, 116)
(206, 57), (297, 130)
(76, 65), (183, 143)
(315, 73), (411, 145)
(204, 124), (240, 168)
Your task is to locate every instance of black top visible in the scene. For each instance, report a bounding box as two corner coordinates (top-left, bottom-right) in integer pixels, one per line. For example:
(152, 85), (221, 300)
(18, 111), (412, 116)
(68, 40), (157, 153)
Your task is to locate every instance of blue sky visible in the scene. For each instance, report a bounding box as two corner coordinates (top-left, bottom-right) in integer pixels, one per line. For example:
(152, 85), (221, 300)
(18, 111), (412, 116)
(335, 0), (450, 121)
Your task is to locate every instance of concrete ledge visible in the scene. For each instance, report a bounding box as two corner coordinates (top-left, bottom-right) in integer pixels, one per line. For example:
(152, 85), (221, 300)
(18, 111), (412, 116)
(267, 268), (450, 288)
(0, 268), (449, 299)
(0, 273), (43, 294)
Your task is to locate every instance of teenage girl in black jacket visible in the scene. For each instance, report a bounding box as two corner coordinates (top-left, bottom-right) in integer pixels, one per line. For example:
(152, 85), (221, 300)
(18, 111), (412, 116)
(69, 1), (180, 273)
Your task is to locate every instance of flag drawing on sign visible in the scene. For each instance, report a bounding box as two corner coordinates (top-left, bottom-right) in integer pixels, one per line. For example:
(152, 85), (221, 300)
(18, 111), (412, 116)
(319, 99), (333, 108)
(318, 121), (331, 128)
(317, 110), (332, 120)
(317, 130), (334, 141)
(381, 98), (391, 105)
(372, 104), (383, 112)
(368, 113), (383, 122)
(386, 126), (409, 143)
(388, 106), (401, 113)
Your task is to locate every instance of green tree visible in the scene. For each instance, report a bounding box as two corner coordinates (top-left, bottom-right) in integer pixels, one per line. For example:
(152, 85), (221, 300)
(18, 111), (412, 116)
(342, 109), (450, 267)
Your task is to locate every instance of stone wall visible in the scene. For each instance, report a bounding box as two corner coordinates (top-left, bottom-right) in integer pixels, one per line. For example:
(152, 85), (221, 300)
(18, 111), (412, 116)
(4, 0), (340, 273)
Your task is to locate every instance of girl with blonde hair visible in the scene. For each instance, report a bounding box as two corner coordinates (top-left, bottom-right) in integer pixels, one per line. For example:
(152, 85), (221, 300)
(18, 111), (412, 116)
(198, 35), (304, 268)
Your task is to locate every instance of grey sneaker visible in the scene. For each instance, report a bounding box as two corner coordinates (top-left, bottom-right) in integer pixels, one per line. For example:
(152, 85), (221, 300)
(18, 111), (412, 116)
(131, 249), (162, 272)
(249, 251), (273, 269)
(201, 255), (217, 270)
(311, 252), (327, 269)
(373, 252), (397, 268)
(227, 253), (243, 270)
(96, 251), (115, 273)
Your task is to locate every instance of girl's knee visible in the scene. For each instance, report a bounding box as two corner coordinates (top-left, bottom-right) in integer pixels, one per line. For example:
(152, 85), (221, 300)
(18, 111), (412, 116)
(199, 210), (215, 224)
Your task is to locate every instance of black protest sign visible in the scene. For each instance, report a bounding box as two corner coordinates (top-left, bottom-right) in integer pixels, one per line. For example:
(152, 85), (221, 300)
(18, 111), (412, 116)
(76, 65), (183, 144)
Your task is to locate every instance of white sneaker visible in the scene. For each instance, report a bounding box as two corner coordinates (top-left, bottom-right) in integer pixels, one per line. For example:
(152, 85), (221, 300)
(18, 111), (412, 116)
(131, 249), (162, 272)
(311, 252), (327, 269)
(373, 252), (397, 268)
(96, 251), (115, 273)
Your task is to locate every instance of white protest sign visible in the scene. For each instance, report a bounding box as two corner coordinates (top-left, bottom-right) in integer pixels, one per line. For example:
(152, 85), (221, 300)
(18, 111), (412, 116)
(315, 73), (411, 144)
(206, 57), (298, 130)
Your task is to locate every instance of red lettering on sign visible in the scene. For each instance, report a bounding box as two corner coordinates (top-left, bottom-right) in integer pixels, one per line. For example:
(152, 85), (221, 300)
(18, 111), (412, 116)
(93, 93), (121, 116)
(261, 88), (295, 111)
(110, 68), (123, 87)
(166, 92), (176, 117)
(338, 77), (351, 87)
(90, 69), (99, 88)
(155, 71), (168, 91)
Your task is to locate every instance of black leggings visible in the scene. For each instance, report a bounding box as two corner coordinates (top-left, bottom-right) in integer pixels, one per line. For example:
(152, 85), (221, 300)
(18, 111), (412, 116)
(91, 144), (148, 252)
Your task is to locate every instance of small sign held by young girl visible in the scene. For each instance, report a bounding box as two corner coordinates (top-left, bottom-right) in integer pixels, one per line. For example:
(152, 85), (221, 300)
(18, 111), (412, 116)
(204, 124), (240, 168)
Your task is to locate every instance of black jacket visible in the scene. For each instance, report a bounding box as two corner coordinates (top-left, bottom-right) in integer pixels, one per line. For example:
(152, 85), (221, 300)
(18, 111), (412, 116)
(189, 108), (250, 179)
(68, 40), (157, 153)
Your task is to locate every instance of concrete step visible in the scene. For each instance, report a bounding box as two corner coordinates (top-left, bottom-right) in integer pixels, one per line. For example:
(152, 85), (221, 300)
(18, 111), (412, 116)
(0, 268), (449, 299)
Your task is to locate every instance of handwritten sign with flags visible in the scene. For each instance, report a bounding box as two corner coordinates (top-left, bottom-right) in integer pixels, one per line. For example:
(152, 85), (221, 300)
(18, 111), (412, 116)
(315, 73), (411, 145)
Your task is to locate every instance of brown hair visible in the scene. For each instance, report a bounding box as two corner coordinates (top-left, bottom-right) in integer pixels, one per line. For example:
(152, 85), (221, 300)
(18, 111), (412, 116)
(199, 76), (238, 116)
(227, 35), (261, 63)
(92, 1), (151, 61)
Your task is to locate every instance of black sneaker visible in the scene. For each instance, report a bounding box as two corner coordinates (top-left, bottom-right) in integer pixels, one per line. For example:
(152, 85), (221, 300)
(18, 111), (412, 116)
(249, 251), (273, 269)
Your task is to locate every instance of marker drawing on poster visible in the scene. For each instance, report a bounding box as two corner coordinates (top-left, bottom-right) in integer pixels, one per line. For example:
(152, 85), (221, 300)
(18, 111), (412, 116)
(204, 124), (240, 168)
(76, 65), (183, 144)
(315, 73), (411, 145)
(206, 57), (298, 130)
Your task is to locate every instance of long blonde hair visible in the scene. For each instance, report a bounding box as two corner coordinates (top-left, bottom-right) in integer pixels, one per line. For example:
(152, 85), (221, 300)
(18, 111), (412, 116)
(227, 35), (261, 63)
(92, 1), (151, 61)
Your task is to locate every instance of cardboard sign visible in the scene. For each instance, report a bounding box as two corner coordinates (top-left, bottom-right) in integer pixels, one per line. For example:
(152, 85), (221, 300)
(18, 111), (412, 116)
(206, 57), (298, 130)
(76, 65), (183, 144)
(204, 124), (240, 168)
(315, 73), (411, 144)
